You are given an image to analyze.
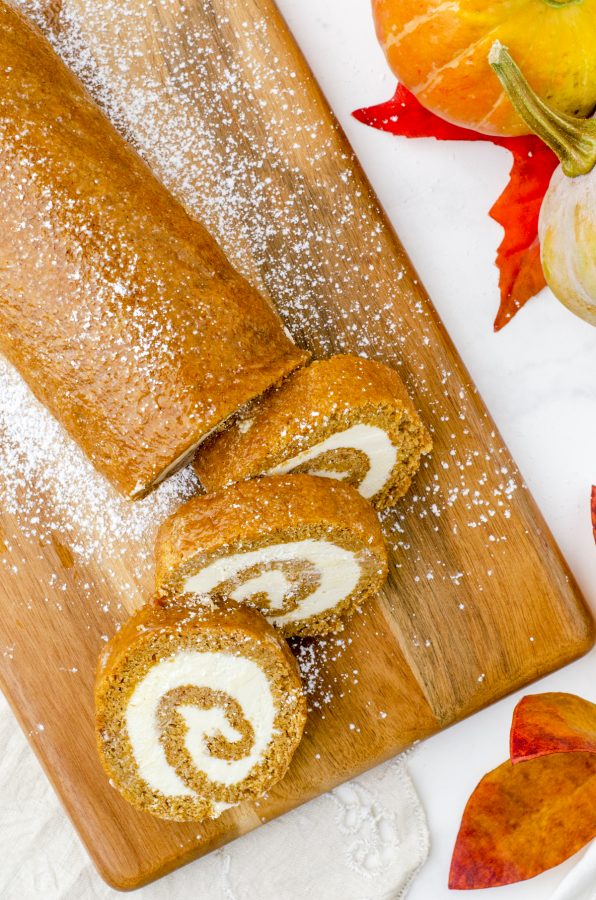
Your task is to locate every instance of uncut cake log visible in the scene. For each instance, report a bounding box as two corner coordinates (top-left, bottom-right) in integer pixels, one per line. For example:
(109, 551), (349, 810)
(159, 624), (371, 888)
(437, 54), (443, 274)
(155, 474), (389, 637)
(194, 355), (432, 510)
(96, 599), (306, 822)
(0, 2), (307, 498)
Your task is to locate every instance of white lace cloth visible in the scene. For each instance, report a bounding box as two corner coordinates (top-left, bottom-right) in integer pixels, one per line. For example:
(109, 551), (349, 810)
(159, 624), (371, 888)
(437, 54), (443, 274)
(0, 694), (429, 899)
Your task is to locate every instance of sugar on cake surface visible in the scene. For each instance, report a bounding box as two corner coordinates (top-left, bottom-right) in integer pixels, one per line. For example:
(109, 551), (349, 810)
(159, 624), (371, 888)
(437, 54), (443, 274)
(0, 1), (307, 500)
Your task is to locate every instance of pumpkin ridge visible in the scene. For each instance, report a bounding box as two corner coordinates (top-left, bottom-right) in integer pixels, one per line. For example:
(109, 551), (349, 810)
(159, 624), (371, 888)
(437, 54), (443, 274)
(383, 1), (460, 53)
(414, 30), (501, 95)
(477, 92), (510, 132)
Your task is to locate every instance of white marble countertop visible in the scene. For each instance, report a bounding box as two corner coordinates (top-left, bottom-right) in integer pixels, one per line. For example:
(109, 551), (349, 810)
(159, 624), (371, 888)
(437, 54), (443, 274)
(1, 1), (595, 898)
(282, 2), (596, 898)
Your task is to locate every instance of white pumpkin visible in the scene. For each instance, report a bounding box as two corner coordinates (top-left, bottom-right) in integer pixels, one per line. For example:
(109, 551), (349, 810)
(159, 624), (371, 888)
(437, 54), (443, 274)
(490, 42), (596, 326)
(539, 166), (596, 325)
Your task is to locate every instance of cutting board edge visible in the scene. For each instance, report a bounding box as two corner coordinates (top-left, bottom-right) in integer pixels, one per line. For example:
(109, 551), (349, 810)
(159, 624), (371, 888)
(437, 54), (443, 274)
(1, 0), (594, 891)
(81, 627), (594, 891)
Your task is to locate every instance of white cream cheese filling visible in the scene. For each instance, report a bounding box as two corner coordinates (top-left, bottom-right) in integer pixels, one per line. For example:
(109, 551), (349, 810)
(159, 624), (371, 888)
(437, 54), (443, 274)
(126, 650), (275, 797)
(266, 423), (397, 498)
(183, 538), (363, 628)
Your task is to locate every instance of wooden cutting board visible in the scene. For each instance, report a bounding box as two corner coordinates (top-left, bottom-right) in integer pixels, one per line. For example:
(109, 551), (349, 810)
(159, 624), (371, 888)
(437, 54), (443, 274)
(0, 0), (593, 889)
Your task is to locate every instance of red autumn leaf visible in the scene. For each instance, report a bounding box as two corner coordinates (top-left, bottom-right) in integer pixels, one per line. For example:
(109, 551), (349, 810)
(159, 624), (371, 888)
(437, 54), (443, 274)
(511, 693), (596, 763)
(449, 753), (596, 889)
(493, 238), (545, 331)
(591, 486), (596, 543)
(353, 86), (558, 331)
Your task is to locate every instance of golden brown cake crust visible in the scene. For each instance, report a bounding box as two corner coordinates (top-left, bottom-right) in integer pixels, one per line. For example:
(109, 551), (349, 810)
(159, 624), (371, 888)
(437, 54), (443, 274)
(0, 3), (308, 498)
(95, 599), (307, 822)
(96, 598), (303, 681)
(193, 355), (431, 508)
(154, 474), (389, 637)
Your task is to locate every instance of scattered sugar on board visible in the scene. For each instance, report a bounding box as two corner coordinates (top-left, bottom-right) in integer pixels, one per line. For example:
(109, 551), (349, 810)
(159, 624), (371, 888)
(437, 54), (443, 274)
(1, 0), (530, 685)
(291, 635), (371, 712)
(16, 0), (429, 368)
(0, 355), (199, 567)
(12, 0), (521, 543)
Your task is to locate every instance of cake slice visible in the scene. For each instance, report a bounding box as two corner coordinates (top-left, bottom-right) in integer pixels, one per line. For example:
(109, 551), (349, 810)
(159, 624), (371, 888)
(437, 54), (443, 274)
(95, 598), (306, 823)
(155, 474), (389, 637)
(193, 355), (432, 510)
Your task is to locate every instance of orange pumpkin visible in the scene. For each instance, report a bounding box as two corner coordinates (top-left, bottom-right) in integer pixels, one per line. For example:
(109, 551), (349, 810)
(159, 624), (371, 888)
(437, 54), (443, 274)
(372, 0), (596, 136)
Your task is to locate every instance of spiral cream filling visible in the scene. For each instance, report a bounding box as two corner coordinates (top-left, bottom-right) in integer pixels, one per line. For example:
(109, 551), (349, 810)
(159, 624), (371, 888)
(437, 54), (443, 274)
(126, 651), (276, 798)
(266, 424), (397, 498)
(183, 539), (363, 628)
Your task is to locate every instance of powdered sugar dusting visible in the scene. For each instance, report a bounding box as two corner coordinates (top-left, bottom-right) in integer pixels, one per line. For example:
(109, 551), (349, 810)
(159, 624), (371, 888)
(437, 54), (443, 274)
(294, 636), (356, 711)
(1, 0), (414, 579)
(0, 355), (199, 565)
(0, 0), (545, 712)
(14, 0), (409, 356)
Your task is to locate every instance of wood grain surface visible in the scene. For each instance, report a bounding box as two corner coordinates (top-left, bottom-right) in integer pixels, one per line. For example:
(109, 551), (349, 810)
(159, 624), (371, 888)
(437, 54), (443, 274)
(0, 0), (593, 889)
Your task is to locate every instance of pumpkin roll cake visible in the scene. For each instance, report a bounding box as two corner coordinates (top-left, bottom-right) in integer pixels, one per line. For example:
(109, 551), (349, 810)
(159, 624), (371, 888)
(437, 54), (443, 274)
(155, 474), (389, 637)
(0, 3), (307, 498)
(193, 355), (431, 509)
(95, 599), (306, 822)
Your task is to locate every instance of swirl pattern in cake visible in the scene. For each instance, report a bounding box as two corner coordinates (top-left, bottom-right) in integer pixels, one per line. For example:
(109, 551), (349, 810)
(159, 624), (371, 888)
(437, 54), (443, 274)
(155, 474), (389, 636)
(193, 355), (432, 509)
(95, 600), (306, 822)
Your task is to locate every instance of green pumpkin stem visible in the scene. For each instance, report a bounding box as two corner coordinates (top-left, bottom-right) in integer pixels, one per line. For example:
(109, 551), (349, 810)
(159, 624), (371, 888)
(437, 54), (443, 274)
(489, 41), (596, 177)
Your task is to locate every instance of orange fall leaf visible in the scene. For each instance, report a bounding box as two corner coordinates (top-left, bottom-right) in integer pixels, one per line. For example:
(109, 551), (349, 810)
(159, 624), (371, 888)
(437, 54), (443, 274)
(511, 693), (596, 763)
(353, 86), (558, 330)
(449, 753), (596, 890)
